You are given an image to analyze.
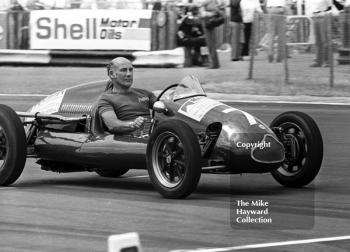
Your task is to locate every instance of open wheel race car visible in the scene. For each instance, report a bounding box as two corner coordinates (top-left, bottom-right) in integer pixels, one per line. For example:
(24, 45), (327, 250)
(0, 76), (323, 199)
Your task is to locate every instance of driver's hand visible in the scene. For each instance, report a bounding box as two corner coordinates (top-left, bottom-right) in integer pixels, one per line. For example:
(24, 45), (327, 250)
(133, 116), (146, 129)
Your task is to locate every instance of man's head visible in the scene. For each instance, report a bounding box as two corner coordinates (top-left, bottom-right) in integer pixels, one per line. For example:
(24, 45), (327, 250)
(107, 57), (133, 91)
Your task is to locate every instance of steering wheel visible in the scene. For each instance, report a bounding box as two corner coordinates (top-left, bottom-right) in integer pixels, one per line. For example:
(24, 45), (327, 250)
(156, 83), (178, 101)
(151, 84), (178, 119)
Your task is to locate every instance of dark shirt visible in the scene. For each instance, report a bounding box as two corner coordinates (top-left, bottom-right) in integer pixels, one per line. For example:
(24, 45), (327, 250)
(178, 16), (204, 39)
(333, 0), (344, 11)
(230, 0), (242, 23)
(97, 87), (156, 121)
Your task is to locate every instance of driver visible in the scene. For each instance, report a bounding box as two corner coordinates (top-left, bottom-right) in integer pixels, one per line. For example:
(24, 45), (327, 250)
(94, 57), (156, 134)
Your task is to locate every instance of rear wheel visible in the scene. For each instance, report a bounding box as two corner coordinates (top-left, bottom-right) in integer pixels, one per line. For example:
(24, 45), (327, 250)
(96, 168), (129, 178)
(147, 120), (201, 199)
(0, 105), (27, 186)
(270, 111), (323, 187)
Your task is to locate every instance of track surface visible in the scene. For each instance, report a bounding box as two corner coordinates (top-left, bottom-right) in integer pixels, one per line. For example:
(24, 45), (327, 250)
(0, 67), (349, 252)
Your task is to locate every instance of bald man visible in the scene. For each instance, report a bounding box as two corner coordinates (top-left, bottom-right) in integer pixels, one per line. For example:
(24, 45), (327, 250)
(94, 57), (156, 134)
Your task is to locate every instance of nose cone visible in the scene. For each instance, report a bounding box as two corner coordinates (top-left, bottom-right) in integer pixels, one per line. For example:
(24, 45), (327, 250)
(251, 134), (285, 163)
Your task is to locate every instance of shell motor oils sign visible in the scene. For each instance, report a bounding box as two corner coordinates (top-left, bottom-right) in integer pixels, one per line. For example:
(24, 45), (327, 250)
(30, 9), (152, 50)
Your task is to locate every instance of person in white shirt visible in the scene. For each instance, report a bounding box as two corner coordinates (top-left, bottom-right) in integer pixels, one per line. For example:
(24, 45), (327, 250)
(309, 0), (337, 67)
(240, 0), (262, 57)
(265, 0), (287, 62)
(200, 0), (226, 68)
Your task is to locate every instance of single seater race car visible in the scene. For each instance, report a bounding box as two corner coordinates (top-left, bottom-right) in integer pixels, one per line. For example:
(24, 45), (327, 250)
(0, 75), (323, 199)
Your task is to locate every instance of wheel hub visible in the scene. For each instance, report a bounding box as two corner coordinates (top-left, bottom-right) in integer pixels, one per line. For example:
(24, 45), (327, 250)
(284, 134), (300, 165)
(277, 122), (307, 176)
(166, 155), (172, 164)
(152, 132), (185, 188)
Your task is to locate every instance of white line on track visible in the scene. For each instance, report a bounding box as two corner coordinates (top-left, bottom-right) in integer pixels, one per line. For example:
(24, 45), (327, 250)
(0, 187), (16, 190)
(219, 99), (350, 106)
(2, 86), (350, 106)
(0, 79), (107, 98)
(0, 93), (48, 97)
(170, 236), (350, 252)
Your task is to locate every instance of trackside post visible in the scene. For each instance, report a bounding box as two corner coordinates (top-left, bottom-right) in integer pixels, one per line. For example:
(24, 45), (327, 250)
(326, 13), (334, 88)
(248, 12), (259, 80)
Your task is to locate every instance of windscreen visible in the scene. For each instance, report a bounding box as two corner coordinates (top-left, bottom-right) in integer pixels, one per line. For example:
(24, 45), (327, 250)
(173, 75), (206, 101)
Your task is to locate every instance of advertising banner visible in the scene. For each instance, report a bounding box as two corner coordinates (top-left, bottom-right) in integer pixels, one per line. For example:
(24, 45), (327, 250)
(30, 9), (152, 50)
(0, 12), (7, 49)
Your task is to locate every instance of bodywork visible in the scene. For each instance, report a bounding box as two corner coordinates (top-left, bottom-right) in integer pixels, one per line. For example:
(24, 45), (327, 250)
(24, 76), (285, 174)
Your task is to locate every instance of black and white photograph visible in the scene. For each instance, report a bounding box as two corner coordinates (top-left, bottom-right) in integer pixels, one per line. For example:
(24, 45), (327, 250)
(0, 0), (349, 251)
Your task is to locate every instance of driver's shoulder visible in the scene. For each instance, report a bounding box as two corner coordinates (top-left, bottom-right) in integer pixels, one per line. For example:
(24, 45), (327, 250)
(131, 87), (153, 96)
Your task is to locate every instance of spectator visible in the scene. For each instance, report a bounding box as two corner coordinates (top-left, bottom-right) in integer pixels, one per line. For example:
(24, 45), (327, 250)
(8, 0), (24, 11)
(175, 3), (187, 24)
(229, 0), (243, 61)
(200, 0), (225, 69)
(153, 0), (162, 11)
(240, 0), (262, 58)
(265, 0), (287, 63)
(26, 0), (45, 10)
(309, 0), (344, 67)
(177, 5), (206, 66)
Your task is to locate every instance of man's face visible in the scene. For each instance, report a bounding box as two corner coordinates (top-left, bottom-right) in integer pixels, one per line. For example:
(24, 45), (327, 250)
(110, 61), (133, 90)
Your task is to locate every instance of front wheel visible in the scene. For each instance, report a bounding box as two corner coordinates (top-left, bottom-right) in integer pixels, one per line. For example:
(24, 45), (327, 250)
(0, 105), (27, 186)
(147, 120), (201, 199)
(270, 111), (323, 187)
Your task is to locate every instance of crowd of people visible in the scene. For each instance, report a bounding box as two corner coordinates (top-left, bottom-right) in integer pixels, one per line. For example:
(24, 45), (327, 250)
(4, 0), (350, 68)
(176, 0), (349, 68)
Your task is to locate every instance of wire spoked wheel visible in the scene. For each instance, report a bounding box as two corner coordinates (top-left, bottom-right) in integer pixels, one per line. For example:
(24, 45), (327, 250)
(147, 120), (201, 199)
(152, 132), (185, 188)
(270, 111), (323, 187)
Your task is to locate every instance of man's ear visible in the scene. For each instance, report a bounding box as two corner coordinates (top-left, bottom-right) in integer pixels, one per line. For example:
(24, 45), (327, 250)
(109, 70), (115, 78)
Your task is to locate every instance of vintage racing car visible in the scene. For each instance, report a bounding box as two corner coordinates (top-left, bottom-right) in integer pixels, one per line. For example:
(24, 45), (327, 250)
(0, 76), (323, 198)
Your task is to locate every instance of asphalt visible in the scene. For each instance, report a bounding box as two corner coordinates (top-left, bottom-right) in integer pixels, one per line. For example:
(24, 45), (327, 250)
(0, 101), (349, 252)
(0, 64), (349, 252)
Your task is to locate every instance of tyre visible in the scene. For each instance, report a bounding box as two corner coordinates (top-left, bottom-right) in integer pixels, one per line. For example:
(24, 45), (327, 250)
(147, 120), (201, 199)
(270, 111), (323, 187)
(96, 168), (129, 178)
(0, 104), (27, 186)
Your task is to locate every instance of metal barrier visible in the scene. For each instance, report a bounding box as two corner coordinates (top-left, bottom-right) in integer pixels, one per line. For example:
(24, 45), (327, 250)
(248, 11), (350, 89)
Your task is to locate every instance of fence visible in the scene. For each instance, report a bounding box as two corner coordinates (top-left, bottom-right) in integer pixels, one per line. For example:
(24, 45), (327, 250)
(248, 10), (350, 90)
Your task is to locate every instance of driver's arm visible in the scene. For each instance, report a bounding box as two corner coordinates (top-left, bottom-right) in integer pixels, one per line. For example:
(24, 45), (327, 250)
(101, 111), (145, 134)
(97, 94), (145, 134)
(149, 92), (157, 109)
